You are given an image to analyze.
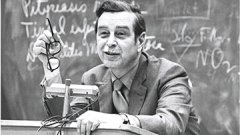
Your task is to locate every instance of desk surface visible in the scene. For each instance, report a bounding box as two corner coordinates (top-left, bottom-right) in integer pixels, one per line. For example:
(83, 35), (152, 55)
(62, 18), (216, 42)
(1, 120), (157, 135)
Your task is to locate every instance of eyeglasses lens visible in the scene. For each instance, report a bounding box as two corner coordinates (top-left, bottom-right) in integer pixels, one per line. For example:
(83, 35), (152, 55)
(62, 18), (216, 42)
(47, 57), (60, 71)
(49, 42), (61, 55)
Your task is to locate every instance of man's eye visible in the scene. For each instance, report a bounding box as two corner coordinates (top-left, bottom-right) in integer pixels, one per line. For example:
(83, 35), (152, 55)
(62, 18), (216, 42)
(115, 31), (126, 37)
(99, 32), (109, 37)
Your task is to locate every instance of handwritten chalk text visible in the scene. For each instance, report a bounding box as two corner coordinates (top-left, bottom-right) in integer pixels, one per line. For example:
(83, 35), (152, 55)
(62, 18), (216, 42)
(196, 48), (237, 74)
(22, 0), (87, 18)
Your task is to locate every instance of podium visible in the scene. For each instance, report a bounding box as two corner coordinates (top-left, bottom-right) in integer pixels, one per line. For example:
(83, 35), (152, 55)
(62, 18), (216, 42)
(1, 120), (157, 135)
(1, 82), (158, 135)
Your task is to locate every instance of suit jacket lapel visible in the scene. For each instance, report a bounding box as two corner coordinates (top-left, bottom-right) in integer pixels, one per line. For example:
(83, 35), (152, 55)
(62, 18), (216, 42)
(98, 70), (114, 113)
(129, 53), (148, 115)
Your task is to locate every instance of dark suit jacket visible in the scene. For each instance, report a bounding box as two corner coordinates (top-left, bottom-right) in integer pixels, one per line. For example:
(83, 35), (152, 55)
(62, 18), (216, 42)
(74, 52), (200, 135)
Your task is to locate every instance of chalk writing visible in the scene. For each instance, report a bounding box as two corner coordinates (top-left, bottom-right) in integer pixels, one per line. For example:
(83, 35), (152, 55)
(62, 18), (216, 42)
(83, 41), (98, 57)
(21, 21), (40, 38)
(22, 0), (155, 72)
(26, 41), (41, 71)
(60, 42), (83, 58)
(23, 13), (96, 66)
(170, 23), (200, 62)
(26, 40), (97, 62)
(200, 26), (231, 47)
(144, 36), (165, 51)
(26, 41), (37, 63)
(196, 48), (238, 75)
(22, 0), (87, 18)
(26, 39), (97, 71)
(196, 48), (209, 68)
(169, 22), (233, 64)
(144, 40), (165, 51)
(21, 15), (67, 38)
(170, 23), (200, 47)
(93, 1), (101, 13)
(69, 17), (95, 40)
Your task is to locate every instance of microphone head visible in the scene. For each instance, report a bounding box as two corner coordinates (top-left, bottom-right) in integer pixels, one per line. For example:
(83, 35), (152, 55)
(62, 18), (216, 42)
(65, 79), (71, 86)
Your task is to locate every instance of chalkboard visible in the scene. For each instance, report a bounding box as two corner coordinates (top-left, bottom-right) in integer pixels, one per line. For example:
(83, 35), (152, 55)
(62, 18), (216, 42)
(1, 0), (239, 135)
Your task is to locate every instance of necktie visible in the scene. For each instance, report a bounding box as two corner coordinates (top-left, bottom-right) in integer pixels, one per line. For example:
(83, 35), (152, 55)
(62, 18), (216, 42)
(112, 79), (128, 113)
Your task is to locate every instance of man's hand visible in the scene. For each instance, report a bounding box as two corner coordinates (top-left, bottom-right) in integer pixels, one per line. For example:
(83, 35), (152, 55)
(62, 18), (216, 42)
(76, 110), (123, 135)
(33, 30), (63, 80)
(33, 30), (62, 68)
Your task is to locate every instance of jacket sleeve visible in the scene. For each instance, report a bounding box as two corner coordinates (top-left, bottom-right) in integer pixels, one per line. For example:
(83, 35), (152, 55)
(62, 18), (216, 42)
(136, 64), (199, 135)
(40, 71), (63, 116)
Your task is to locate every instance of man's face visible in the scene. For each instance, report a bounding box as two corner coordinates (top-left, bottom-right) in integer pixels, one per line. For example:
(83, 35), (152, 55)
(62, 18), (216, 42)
(96, 11), (140, 69)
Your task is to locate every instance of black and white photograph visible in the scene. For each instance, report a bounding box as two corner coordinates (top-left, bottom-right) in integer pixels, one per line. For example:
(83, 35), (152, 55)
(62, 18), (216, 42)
(1, 0), (239, 135)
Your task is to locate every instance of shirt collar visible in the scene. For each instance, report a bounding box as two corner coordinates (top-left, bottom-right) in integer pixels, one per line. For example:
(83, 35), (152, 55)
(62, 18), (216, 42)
(111, 62), (139, 90)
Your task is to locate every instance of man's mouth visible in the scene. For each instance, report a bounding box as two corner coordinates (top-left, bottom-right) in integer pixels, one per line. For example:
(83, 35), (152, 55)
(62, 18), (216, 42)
(104, 51), (120, 55)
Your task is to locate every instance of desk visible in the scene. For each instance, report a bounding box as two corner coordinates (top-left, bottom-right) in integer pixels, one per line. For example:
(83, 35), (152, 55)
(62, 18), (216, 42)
(1, 120), (157, 135)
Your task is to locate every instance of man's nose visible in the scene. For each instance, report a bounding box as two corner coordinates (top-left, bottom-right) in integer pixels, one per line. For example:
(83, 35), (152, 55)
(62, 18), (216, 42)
(106, 34), (117, 47)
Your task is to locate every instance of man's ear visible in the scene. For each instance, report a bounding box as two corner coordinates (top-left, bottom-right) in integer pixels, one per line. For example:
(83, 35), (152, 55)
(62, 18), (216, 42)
(137, 32), (146, 52)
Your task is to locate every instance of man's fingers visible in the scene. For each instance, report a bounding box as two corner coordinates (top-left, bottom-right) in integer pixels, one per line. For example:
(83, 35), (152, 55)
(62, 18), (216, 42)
(76, 111), (102, 135)
(33, 40), (46, 55)
(38, 54), (48, 64)
(54, 32), (63, 44)
(33, 30), (52, 56)
(33, 46), (45, 55)
(86, 121), (92, 135)
(91, 120), (100, 131)
(80, 121), (86, 135)
(76, 119), (82, 134)
(42, 30), (55, 43)
(37, 31), (49, 44)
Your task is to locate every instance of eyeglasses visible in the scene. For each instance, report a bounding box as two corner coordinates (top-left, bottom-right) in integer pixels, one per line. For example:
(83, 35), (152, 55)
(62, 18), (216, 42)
(45, 18), (61, 72)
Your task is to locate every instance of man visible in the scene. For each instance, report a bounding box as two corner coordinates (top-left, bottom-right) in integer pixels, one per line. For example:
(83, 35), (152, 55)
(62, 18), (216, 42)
(33, 0), (200, 135)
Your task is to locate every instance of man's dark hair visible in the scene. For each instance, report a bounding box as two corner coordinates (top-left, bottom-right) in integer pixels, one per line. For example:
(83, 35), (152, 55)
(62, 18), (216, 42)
(95, 0), (146, 38)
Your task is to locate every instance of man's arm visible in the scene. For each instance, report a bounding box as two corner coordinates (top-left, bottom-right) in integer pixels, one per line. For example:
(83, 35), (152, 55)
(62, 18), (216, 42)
(137, 77), (192, 134)
(33, 29), (63, 87)
(134, 64), (199, 135)
(33, 30), (63, 116)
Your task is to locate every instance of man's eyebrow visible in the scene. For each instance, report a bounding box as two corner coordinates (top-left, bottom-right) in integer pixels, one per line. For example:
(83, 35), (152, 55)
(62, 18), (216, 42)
(116, 26), (130, 30)
(98, 26), (108, 29)
(98, 26), (130, 30)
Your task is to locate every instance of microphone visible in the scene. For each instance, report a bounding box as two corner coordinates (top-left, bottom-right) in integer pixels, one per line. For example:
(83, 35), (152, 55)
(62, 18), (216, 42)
(62, 79), (71, 117)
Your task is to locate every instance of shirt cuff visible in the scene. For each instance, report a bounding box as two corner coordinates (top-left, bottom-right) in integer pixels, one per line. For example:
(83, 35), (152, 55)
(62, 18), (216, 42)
(40, 77), (53, 98)
(126, 114), (141, 127)
(40, 70), (62, 99)
(44, 68), (61, 82)
(39, 77), (46, 97)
